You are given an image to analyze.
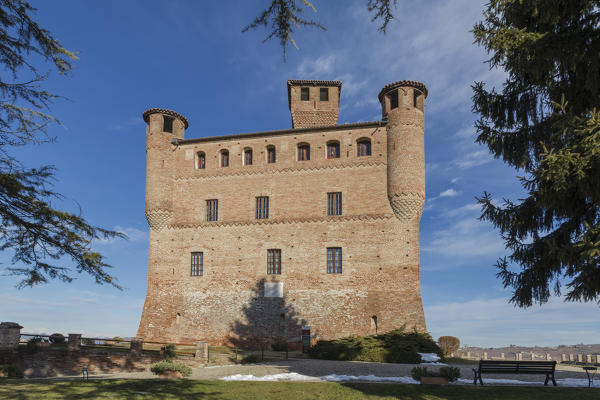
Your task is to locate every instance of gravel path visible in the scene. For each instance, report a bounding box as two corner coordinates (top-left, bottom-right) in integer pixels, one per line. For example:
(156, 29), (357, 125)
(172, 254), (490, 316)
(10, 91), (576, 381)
(75, 360), (595, 386)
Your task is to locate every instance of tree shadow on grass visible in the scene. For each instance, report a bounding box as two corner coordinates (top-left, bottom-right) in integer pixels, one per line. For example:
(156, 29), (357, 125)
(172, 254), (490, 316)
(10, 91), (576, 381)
(0, 379), (222, 400)
(228, 278), (307, 350)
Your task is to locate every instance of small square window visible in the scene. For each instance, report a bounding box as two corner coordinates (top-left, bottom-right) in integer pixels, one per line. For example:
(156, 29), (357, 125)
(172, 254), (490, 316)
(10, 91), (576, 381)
(301, 87), (309, 101)
(320, 88), (329, 101)
(163, 116), (174, 133)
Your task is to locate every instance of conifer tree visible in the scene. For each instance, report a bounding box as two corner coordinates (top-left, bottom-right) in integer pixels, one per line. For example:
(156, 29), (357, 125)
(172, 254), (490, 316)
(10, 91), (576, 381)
(0, 0), (124, 288)
(473, 0), (600, 306)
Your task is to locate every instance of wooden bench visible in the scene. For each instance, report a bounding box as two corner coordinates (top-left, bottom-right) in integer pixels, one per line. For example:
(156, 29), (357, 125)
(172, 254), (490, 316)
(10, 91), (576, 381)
(473, 360), (557, 386)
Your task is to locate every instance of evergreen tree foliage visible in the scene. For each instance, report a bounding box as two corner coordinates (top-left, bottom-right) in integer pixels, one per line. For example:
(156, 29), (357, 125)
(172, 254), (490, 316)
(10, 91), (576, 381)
(244, 0), (397, 59)
(473, 0), (600, 306)
(0, 0), (124, 288)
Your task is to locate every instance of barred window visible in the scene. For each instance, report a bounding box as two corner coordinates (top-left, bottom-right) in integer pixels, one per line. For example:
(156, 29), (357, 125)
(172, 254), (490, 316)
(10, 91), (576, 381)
(267, 249), (281, 274)
(197, 152), (206, 169)
(390, 90), (398, 109)
(206, 199), (218, 221)
(327, 247), (342, 274)
(244, 148), (253, 166)
(267, 145), (276, 163)
(220, 150), (229, 167)
(256, 196), (269, 219)
(327, 141), (340, 159)
(357, 138), (371, 156)
(320, 87), (329, 101)
(301, 87), (309, 101)
(327, 192), (342, 216)
(163, 115), (174, 133)
(298, 143), (310, 161)
(191, 252), (203, 276)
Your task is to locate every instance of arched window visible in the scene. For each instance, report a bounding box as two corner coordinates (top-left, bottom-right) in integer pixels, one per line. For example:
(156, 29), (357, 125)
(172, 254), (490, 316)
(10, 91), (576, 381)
(220, 149), (229, 167)
(243, 148), (253, 166)
(298, 143), (310, 161)
(370, 316), (378, 334)
(267, 145), (276, 163)
(326, 140), (340, 159)
(196, 151), (206, 169)
(357, 138), (371, 157)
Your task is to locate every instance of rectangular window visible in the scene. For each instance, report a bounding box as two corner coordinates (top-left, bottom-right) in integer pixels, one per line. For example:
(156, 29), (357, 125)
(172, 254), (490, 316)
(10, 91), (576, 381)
(256, 196), (269, 219)
(327, 192), (342, 216)
(320, 87), (329, 101)
(327, 247), (342, 274)
(298, 145), (310, 161)
(390, 90), (398, 109)
(244, 149), (253, 166)
(221, 151), (229, 167)
(191, 252), (203, 276)
(267, 146), (276, 163)
(206, 199), (218, 221)
(327, 142), (340, 159)
(301, 87), (309, 101)
(267, 249), (281, 274)
(163, 116), (174, 133)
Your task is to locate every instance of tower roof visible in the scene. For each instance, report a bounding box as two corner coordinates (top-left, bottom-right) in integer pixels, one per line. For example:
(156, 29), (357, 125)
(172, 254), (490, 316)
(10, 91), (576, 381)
(287, 79), (342, 109)
(142, 108), (189, 129)
(378, 80), (428, 101)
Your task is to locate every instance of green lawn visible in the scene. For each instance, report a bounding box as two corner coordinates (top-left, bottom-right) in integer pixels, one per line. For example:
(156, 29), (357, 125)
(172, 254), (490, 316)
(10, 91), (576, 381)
(0, 379), (597, 400)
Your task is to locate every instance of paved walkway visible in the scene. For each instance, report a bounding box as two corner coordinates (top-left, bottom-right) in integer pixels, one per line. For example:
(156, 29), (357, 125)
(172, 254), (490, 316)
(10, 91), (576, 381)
(63, 360), (595, 386)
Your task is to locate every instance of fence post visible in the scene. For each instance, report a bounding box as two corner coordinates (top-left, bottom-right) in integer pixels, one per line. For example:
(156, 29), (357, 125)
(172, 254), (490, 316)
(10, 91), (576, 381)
(546, 353), (551, 361)
(577, 354), (583, 363)
(569, 354), (574, 362)
(195, 341), (208, 365)
(67, 334), (81, 351)
(130, 337), (143, 355)
(586, 354), (592, 363)
(561, 354), (567, 362)
(483, 352), (488, 360)
(500, 353), (505, 360)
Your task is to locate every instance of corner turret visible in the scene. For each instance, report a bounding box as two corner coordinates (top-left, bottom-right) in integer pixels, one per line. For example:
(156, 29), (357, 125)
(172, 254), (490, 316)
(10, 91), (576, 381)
(379, 81), (427, 222)
(142, 108), (188, 230)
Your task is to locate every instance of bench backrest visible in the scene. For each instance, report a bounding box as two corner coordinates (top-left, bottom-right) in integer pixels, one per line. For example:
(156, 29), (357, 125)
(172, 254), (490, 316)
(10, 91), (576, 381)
(478, 360), (556, 373)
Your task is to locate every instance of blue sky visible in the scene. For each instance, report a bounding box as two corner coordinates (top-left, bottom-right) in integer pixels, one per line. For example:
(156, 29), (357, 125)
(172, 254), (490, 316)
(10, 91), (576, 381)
(1, 0), (598, 347)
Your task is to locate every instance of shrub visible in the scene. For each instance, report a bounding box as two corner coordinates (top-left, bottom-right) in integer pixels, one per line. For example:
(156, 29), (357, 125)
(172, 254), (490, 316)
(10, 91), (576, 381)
(149, 361), (192, 377)
(0, 364), (24, 379)
(309, 327), (441, 364)
(439, 366), (461, 382)
(410, 366), (461, 382)
(438, 336), (460, 357)
(410, 366), (429, 381)
(49, 333), (65, 344)
(241, 354), (260, 364)
(271, 341), (288, 352)
(26, 338), (41, 354)
(163, 343), (177, 361)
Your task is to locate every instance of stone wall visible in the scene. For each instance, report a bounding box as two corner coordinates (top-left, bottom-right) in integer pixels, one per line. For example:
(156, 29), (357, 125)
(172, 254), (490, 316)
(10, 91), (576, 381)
(0, 322), (23, 351)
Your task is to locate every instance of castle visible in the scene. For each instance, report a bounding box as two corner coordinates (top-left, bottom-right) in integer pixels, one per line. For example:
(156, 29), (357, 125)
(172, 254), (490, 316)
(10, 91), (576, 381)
(137, 79), (428, 347)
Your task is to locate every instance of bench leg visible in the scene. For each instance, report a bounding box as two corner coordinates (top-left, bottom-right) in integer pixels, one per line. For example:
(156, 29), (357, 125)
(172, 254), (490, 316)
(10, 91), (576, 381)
(479, 375), (484, 385)
(551, 374), (557, 387)
(473, 371), (477, 385)
(544, 374), (549, 386)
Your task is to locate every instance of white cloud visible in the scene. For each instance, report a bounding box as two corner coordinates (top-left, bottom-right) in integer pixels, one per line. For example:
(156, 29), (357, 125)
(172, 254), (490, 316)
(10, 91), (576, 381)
(296, 54), (336, 77)
(422, 216), (504, 258)
(452, 149), (492, 169)
(439, 188), (459, 197)
(425, 296), (600, 347)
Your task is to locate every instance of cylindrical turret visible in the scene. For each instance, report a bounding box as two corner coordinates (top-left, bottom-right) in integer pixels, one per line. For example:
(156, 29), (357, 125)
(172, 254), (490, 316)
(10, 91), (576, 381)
(142, 108), (188, 230)
(379, 81), (427, 222)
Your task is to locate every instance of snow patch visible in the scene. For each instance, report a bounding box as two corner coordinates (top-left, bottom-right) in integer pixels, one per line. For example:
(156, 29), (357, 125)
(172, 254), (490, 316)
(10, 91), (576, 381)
(418, 353), (441, 362)
(220, 373), (418, 383)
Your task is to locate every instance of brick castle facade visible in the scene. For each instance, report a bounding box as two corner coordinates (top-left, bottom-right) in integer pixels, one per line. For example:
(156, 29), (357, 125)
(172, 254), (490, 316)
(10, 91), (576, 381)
(137, 79), (428, 347)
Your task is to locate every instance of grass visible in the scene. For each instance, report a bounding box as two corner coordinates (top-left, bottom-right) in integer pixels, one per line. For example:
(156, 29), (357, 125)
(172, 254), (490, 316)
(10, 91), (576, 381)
(0, 379), (597, 400)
